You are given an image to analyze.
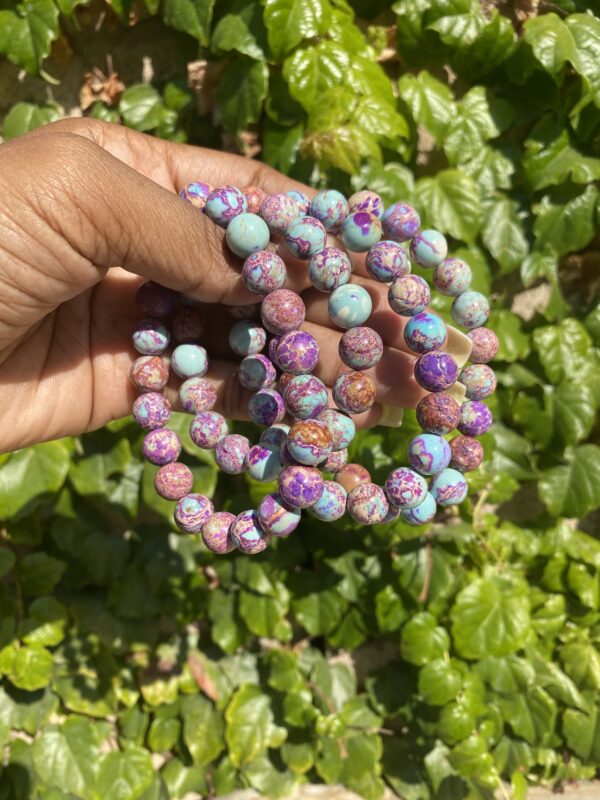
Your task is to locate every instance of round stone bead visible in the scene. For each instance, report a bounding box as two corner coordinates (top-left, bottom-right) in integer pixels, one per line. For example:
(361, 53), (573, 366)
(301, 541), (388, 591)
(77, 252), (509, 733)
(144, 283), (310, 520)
(258, 493), (301, 537)
(433, 258), (472, 297)
(228, 302), (261, 321)
(401, 492), (437, 526)
(388, 275), (430, 317)
(179, 377), (217, 414)
(242, 185), (266, 214)
(311, 481), (347, 521)
(226, 213), (271, 259)
(133, 319), (170, 355)
(384, 467), (428, 508)
(230, 510), (271, 555)
(410, 229), (448, 268)
(171, 344), (209, 379)
(142, 429), (181, 466)
(229, 320), (267, 356)
(133, 392), (171, 430)
(451, 291), (490, 330)
(260, 423), (290, 449)
(382, 203), (420, 243)
(261, 289), (306, 335)
(136, 281), (178, 318)
(260, 193), (300, 235)
(309, 189), (348, 233)
(404, 312), (447, 354)
(130, 356), (169, 392)
(287, 420), (333, 466)
(174, 493), (214, 532)
(317, 409), (356, 450)
(238, 354), (276, 391)
(275, 330), (320, 375)
(308, 247), (352, 292)
(366, 241), (411, 283)
(284, 375), (328, 419)
(322, 448), (348, 473)
(408, 433), (452, 476)
(430, 468), (468, 507)
(179, 181), (212, 209)
(333, 370), (376, 414)
(335, 463), (371, 493)
(382, 505), (401, 524)
(339, 326), (383, 371)
(416, 392), (461, 435)
(459, 364), (497, 400)
(328, 284), (373, 329)
(242, 251), (287, 296)
(215, 434), (251, 475)
(172, 308), (205, 344)
(280, 441), (300, 468)
(347, 483), (389, 525)
(287, 190), (310, 214)
(348, 190), (384, 220)
(278, 373), (294, 393)
(458, 401), (493, 436)
(278, 466), (324, 509)
(415, 352), (459, 392)
(155, 462), (193, 500)
(205, 186), (247, 227)
(190, 411), (228, 449)
(268, 336), (280, 362)
(202, 512), (236, 554)
(341, 212), (382, 252)
(285, 216), (328, 259)
(246, 443), (284, 482)
(450, 436), (483, 472)
(248, 388), (286, 426)
(467, 327), (499, 364)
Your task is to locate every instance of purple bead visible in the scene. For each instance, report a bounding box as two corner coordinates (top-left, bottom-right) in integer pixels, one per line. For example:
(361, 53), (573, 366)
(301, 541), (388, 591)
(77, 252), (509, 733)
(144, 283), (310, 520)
(415, 352), (458, 392)
(259, 193), (301, 235)
(248, 388), (286, 426)
(341, 211), (382, 252)
(230, 510), (271, 555)
(278, 466), (324, 509)
(238, 354), (277, 390)
(308, 247), (352, 292)
(338, 326), (383, 370)
(382, 203), (420, 242)
(309, 189), (348, 233)
(190, 411), (228, 449)
(430, 468), (468, 507)
(459, 364), (497, 400)
(142, 429), (182, 465)
(215, 434), (251, 474)
(258, 493), (301, 537)
(202, 511), (236, 554)
(285, 216), (328, 260)
(260, 423), (290, 449)
(283, 375), (329, 419)
(433, 257), (472, 296)
(458, 401), (493, 436)
(136, 282), (178, 318)
(348, 190), (384, 220)
(347, 483), (389, 525)
(365, 241), (411, 283)
(407, 433), (452, 476)
(242, 251), (287, 296)
(322, 448), (348, 473)
(133, 392), (171, 430)
(467, 327), (499, 364)
(133, 318), (170, 355)
(174, 493), (214, 532)
(416, 393), (461, 435)
(384, 467), (428, 508)
(268, 336), (281, 362)
(261, 289), (306, 335)
(154, 462), (193, 500)
(404, 312), (447, 354)
(450, 436), (484, 472)
(388, 275), (430, 316)
(205, 186), (247, 227)
(275, 330), (320, 375)
(179, 377), (217, 414)
(179, 181), (212, 209)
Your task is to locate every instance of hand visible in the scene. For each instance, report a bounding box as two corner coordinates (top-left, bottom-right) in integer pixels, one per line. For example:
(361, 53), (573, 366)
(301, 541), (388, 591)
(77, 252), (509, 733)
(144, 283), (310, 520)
(0, 119), (471, 453)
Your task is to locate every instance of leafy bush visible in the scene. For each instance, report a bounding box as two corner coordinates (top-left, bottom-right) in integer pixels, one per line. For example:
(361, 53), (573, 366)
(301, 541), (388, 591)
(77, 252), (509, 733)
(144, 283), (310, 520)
(1, 1), (600, 798)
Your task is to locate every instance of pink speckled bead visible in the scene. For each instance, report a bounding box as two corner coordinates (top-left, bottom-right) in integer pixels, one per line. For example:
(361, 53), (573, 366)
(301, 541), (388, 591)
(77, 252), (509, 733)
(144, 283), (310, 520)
(366, 241), (411, 283)
(259, 193), (300, 235)
(172, 308), (205, 344)
(347, 483), (389, 525)
(333, 370), (377, 414)
(133, 392), (171, 430)
(338, 327), (383, 371)
(179, 377), (217, 414)
(242, 250), (287, 296)
(230, 510), (271, 554)
(142, 429), (182, 465)
(174, 493), (214, 532)
(130, 356), (169, 392)
(278, 465), (324, 509)
(388, 275), (431, 317)
(248, 388), (286, 427)
(467, 327), (499, 364)
(202, 512), (236, 554)
(261, 289), (306, 335)
(450, 436), (484, 472)
(348, 190), (384, 220)
(155, 462), (193, 500)
(243, 185), (267, 214)
(190, 411), (229, 449)
(215, 434), (251, 475)
(133, 318), (170, 355)
(136, 281), (178, 318)
(416, 392), (461, 435)
(238, 354), (277, 390)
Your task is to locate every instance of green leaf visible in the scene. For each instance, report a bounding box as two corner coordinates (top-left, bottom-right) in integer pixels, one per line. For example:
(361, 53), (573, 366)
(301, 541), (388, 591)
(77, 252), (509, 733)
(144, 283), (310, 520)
(352, 161), (415, 206)
(22, 596), (68, 647)
(32, 717), (103, 799)
(523, 13), (580, 80)
(498, 686), (557, 746)
(532, 318), (593, 384)
(147, 717), (181, 752)
(283, 41), (349, 112)
(561, 642), (600, 690)
(461, 146), (514, 196)
(397, 70), (454, 140)
(550, 382), (597, 447)
(490, 424), (535, 481)
(481, 197), (529, 272)
(211, 1), (265, 60)
(69, 439), (131, 496)
(290, 571), (347, 636)
(444, 86), (511, 165)
(311, 658), (356, 712)
(97, 747), (154, 800)
(0, 547), (15, 578)
(225, 685), (273, 767)
(418, 659), (462, 706)
(2, 101), (61, 141)
(0, 644), (53, 691)
(448, 733), (494, 779)
(19, 552), (66, 596)
(119, 85), (165, 132)
(163, 0), (215, 44)
(563, 703), (600, 762)
(0, 0), (59, 75)
(400, 612), (449, 666)
(0, 441), (70, 519)
(533, 184), (598, 257)
(538, 445), (600, 519)
(262, 120), (304, 173)
(244, 755), (297, 797)
(218, 57), (269, 133)
(264, 0), (329, 60)
(414, 169), (481, 243)
(523, 116), (600, 190)
(429, 11), (485, 49)
(490, 310), (530, 362)
(565, 13), (600, 105)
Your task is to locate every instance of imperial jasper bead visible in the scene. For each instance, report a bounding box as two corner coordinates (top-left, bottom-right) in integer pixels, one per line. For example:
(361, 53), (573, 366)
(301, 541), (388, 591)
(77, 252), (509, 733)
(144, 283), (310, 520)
(245, 443), (284, 482)
(136, 281), (178, 318)
(133, 392), (171, 430)
(338, 326), (383, 370)
(171, 344), (209, 379)
(309, 189), (348, 233)
(322, 448), (348, 473)
(258, 493), (301, 537)
(190, 411), (228, 449)
(430, 468), (468, 506)
(142, 429), (182, 465)
(333, 370), (377, 414)
(450, 436), (484, 472)
(285, 216), (328, 259)
(179, 377), (217, 414)
(347, 483), (389, 525)
(205, 186), (247, 227)
(467, 327), (499, 364)
(283, 375), (328, 419)
(381, 203), (420, 242)
(416, 392), (461, 435)
(459, 364), (497, 400)
(238, 354), (276, 391)
(275, 330), (320, 375)
(242, 185), (266, 214)
(215, 434), (251, 474)
(335, 463), (371, 493)
(260, 423), (290, 449)
(230, 510), (271, 555)
(179, 181), (212, 209)
(154, 462), (193, 500)
(451, 291), (490, 330)
(130, 356), (169, 392)
(341, 211), (382, 252)
(348, 190), (384, 220)
(401, 492), (437, 525)
(278, 465), (324, 509)
(248, 388), (286, 426)
(261, 289), (306, 335)
(260, 193), (301, 235)
(408, 433), (452, 476)
(458, 401), (493, 436)
(226, 213), (271, 259)
(172, 308), (205, 344)
(404, 312), (447, 354)
(384, 467), (428, 508)
(242, 250), (287, 296)
(287, 420), (333, 466)
(229, 320), (267, 356)
(317, 409), (356, 450)
(280, 441), (300, 467)
(415, 351), (459, 392)
(133, 319), (170, 355)
(268, 337), (280, 362)
(410, 229), (448, 268)
(278, 373), (294, 393)
(365, 241), (411, 283)
(311, 481), (347, 521)
(287, 190), (310, 214)
(433, 258), (472, 297)
(328, 284), (373, 329)
(388, 275), (430, 316)
(202, 511), (236, 554)
(174, 493), (214, 532)
(308, 247), (352, 292)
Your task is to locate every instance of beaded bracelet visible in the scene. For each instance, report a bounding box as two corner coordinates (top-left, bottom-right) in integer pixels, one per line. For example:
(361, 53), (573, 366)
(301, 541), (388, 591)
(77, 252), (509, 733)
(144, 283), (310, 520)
(130, 181), (499, 556)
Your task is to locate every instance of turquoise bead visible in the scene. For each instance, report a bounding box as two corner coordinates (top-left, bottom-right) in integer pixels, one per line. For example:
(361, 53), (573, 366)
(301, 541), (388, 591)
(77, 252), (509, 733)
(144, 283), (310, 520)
(401, 492), (437, 525)
(311, 481), (347, 521)
(309, 190), (348, 233)
(409, 229), (448, 268)
(225, 213), (271, 258)
(245, 443), (284, 482)
(228, 320), (267, 356)
(430, 468), (468, 506)
(171, 344), (208, 378)
(328, 284), (373, 329)
(451, 291), (490, 329)
(433, 257), (472, 296)
(407, 434), (451, 476)
(285, 216), (327, 259)
(205, 186), (247, 227)
(341, 211), (382, 252)
(403, 312), (447, 354)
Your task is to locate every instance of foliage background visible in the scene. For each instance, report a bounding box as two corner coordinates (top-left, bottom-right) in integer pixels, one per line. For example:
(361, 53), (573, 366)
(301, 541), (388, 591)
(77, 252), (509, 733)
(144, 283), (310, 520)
(0, 0), (600, 798)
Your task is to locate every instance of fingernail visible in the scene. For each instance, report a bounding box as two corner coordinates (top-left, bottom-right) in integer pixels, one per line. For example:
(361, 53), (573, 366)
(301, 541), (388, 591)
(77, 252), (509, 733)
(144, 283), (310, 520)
(447, 381), (467, 403)
(447, 327), (473, 368)
(378, 405), (405, 427)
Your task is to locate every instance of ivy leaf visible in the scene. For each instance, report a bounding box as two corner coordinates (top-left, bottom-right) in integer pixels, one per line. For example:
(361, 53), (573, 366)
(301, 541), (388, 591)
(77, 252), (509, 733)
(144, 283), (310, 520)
(418, 659), (462, 706)
(415, 169), (481, 243)
(444, 86), (511, 165)
(560, 642), (600, 691)
(550, 382), (597, 447)
(119, 85), (165, 132)
(22, 596), (68, 648)
(538, 445), (600, 519)
(181, 695), (224, 766)
(2, 102), (61, 141)
(462, 146), (514, 196)
(351, 161), (415, 206)
(311, 658), (356, 712)
(490, 424), (534, 481)
(244, 754), (297, 797)
(397, 70), (454, 140)
(523, 13), (580, 81)
(532, 318), (592, 384)
(264, 0), (329, 60)
(289, 571), (347, 636)
(262, 120), (304, 173)
(283, 41), (349, 112)
(32, 717), (102, 799)
(481, 197), (529, 272)
(218, 57), (269, 133)
(400, 612), (449, 666)
(565, 14), (600, 105)
(225, 686), (273, 767)
(0, 441), (70, 519)
(563, 704), (600, 762)
(0, 644), (53, 691)
(18, 553), (65, 596)
(0, 0), (59, 75)
(163, 0), (215, 45)
(498, 687), (557, 746)
(533, 184), (598, 257)
(428, 11), (486, 49)
(490, 310), (530, 363)
(211, 1), (265, 60)
(97, 747), (154, 800)
(523, 116), (600, 190)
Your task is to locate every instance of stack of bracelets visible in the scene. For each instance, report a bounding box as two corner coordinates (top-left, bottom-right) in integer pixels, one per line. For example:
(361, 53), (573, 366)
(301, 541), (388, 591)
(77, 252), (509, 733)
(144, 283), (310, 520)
(130, 182), (499, 556)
